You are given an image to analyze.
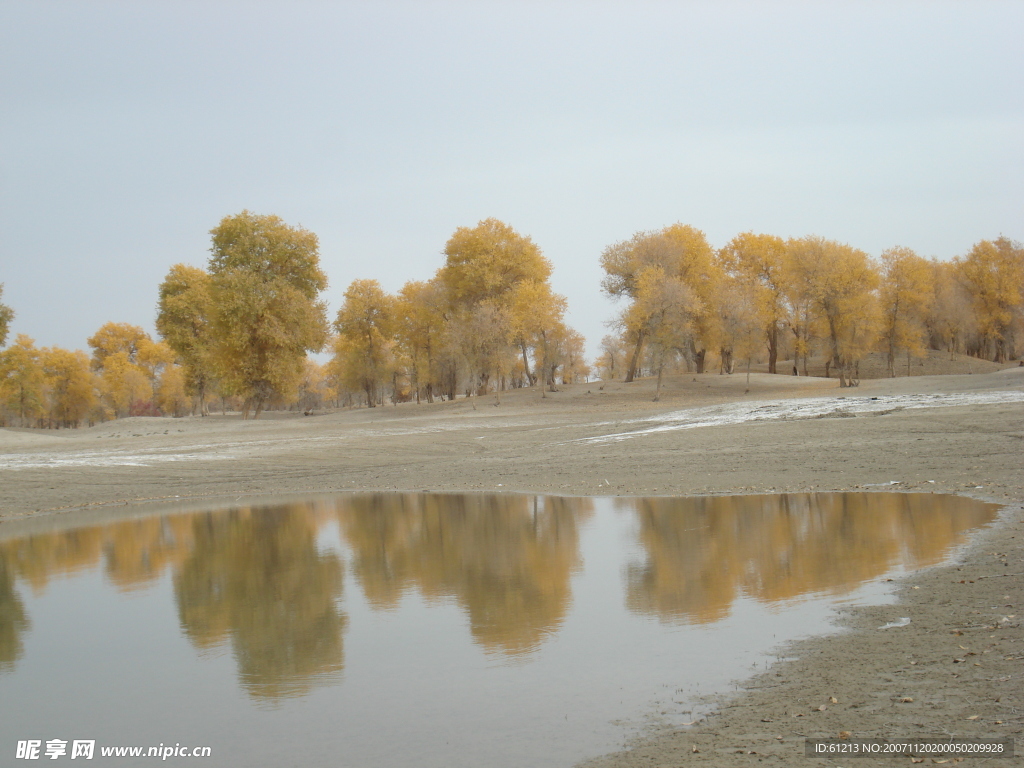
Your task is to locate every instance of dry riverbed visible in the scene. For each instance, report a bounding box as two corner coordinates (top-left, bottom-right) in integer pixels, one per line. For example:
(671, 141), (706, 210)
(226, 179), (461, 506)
(2, 368), (1022, 766)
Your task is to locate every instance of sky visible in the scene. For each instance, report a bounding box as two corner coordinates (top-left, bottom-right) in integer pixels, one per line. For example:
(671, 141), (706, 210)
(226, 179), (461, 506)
(1, 0), (1022, 360)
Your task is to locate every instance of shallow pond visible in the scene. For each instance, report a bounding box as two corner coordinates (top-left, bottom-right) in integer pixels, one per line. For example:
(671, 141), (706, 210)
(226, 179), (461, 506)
(0, 492), (997, 767)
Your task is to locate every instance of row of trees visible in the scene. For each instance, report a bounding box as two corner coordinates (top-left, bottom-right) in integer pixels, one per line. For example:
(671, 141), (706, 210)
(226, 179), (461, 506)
(0, 323), (192, 428)
(333, 218), (588, 408)
(598, 227), (1023, 394)
(2, 218), (1020, 425)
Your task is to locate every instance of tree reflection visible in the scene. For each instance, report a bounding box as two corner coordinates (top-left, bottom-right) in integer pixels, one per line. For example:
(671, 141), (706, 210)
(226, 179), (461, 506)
(0, 556), (29, 672)
(338, 493), (593, 656)
(173, 503), (346, 700)
(622, 492), (996, 624)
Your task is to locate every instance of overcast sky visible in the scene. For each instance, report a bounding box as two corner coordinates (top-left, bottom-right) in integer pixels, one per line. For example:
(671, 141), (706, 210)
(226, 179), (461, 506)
(1, 0), (1021, 359)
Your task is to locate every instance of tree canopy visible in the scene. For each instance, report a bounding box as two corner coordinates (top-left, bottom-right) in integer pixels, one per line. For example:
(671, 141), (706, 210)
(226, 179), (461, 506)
(207, 211), (329, 418)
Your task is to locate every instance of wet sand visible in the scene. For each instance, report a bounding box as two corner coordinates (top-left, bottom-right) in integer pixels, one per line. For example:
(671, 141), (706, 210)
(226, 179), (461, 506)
(2, 368), (1022, 766)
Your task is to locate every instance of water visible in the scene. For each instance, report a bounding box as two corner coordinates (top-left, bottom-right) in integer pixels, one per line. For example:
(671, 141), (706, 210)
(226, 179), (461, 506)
(0, 492), (997, 767)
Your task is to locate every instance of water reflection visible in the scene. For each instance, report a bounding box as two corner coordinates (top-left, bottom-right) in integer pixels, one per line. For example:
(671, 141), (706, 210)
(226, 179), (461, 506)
(0, 492), (998, 703)
(0, 557), (29, 672)
(622, 493), (997, 624)
(339, 494), (593, 656)
(174, 504), (346, 700)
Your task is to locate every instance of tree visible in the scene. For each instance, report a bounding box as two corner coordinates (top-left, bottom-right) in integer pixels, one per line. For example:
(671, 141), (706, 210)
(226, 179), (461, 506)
(98, 351), (151, 417)
(395, 279), (447, 403)
(789, 236), (880, 386)
(719, 233), (789, 373)
(440, 218), (552, 309)
(40, 347), (98, 427)
(601, 224), (719, 380)
(507, 279), (567, 386)
(333, 279), (396, 407)
(0, 335), (45, 425)
(630, 266), (700, 399)
(0, 284), (13, 348)
(157, 264), (216, 414)
(86, 322), (149, 370)
(595, 335), (628, 380)
(715, 275), (762, 382)
(439, 219), (560, 395)
(207, 211), (329, 418)
(925, 259), (975, 359)
(878, 247), (933, 376)
(156, 364), (189, 417)
(957, 237), (1023, 362)
(87, 323), (171, 417)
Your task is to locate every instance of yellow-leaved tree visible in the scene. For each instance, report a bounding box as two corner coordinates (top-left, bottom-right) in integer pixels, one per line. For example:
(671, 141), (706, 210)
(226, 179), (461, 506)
(439, 219), (567, 396)
(789, 236), (880, 386)
(956, 237), (1023, 362)
(719, 233), (789, 373)
(87, 322), (174, 417)
(601, 224), (720, 379)
(332, 279), (396, 407)
(207, 211), (329, 418)
(395, 279), (447, 403)
(0, 335), (45, 426)
(878, 246), (933, 376)
(40, 347), (98, 427)
(156, 264), (216, 415)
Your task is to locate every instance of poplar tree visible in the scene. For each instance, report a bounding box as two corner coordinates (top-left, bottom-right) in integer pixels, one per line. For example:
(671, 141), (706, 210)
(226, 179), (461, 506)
(207, 211), (329, 418)
(879, 247), (933, 376)
(333, 279), (396, 407)
(956, 237), (1023, 362)
(157, 264), (215, 414)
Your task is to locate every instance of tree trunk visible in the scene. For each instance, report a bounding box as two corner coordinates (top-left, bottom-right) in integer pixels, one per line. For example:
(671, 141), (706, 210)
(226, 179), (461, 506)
(625, 330), (645, 383)
(519, 341), (535, 386)
(719, 348), (734, 374)
(767, 324), (778, 374)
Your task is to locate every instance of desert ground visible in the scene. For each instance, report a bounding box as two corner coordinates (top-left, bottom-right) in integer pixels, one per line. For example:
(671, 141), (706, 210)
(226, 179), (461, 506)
(1, 361), (1022, 766)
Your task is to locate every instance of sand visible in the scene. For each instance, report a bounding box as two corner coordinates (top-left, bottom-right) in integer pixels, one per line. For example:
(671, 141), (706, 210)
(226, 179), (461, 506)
(2, 367), (1022, 766)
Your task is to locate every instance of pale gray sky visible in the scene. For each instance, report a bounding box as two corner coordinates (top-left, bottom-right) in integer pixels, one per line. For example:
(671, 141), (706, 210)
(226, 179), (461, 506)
(1, 0), (1021, 359)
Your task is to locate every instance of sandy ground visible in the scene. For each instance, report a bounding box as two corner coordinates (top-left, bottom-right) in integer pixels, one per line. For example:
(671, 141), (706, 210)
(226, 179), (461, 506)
(2, 368), (1023, 766)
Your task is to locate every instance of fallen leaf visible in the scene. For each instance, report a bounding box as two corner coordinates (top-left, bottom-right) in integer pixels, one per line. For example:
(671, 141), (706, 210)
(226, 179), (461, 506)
(817, 704), (827, 711)
(899, 697), (914, 703)
(829, 696), (839, 704)
(760, 718), (773, 723)
(691, 745), (699, 753)
(966, 715), (979, 720)
(839, 731), (851, 739)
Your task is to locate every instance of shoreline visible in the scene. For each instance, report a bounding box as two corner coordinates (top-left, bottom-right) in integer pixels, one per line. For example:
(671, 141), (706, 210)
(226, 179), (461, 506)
(2, 369), (1022, 766)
